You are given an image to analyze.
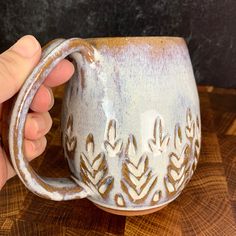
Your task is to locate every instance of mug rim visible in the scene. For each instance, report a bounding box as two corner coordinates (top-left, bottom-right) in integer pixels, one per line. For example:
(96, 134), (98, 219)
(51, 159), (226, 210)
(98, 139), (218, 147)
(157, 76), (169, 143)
(85, 36), (186, 47)
(86, 36), (184, 40)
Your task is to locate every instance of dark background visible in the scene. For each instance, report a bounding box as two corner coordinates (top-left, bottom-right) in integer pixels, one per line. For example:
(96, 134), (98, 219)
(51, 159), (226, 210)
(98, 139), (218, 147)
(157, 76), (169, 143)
(0, 0), (235, 87)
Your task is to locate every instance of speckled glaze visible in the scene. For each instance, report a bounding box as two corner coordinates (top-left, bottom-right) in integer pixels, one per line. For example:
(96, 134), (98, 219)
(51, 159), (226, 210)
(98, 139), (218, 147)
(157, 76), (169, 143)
(9, 37), (201, 216)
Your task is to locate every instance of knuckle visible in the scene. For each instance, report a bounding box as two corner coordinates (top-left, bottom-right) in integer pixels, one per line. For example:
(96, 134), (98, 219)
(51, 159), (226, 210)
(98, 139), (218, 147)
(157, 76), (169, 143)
(40, 112), (52, 134)
(0, 54), (19, 92)
(25, 114), (37, 139)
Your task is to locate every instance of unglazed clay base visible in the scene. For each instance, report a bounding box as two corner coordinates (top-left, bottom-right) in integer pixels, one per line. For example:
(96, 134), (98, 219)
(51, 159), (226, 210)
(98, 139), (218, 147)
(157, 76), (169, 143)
(94, 203), (167, 216)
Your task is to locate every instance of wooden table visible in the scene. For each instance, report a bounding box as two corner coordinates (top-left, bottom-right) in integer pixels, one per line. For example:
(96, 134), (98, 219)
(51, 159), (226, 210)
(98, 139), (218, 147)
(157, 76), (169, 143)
(0, 86), (236, 235)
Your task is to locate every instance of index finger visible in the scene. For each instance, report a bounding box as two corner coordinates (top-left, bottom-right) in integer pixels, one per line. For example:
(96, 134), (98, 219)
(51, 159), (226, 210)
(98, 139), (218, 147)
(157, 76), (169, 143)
(29, 59), (74, 112)
(43, 59), (74, 88)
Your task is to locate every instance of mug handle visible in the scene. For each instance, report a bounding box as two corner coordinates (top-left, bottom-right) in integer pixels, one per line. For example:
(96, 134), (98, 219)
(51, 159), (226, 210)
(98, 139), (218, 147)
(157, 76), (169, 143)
(8, 38), (95, 201)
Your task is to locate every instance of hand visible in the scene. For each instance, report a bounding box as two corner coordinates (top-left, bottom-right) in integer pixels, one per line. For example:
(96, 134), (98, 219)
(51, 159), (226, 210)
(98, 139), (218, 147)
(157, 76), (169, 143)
(0, 35), (74, 190)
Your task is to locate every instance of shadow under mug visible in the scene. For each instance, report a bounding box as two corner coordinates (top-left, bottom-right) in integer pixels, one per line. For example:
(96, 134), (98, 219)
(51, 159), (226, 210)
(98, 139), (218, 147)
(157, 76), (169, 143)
(5, 37), (201, 216)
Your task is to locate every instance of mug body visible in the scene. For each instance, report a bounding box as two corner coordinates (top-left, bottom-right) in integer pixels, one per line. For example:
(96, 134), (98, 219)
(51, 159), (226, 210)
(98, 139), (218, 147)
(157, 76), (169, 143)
(61, 37), (201, 214)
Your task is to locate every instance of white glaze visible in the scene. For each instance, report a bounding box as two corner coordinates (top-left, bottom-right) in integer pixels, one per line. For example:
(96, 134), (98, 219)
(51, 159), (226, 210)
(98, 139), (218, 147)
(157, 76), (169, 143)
(8, 37), (200, 212)
(61, 38), (200, 210)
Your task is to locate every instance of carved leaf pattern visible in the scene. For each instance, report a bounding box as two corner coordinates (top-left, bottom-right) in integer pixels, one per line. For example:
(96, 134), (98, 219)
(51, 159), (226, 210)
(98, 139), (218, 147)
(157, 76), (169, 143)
(184, 109), (201, 175)
(185, 108), (195, 139)
(192, 116), (201, 172)
(80, 134), (114, 198)
(126, 155), (148, 177)
(115, 194), (126, 207)
(121, 135), (158, 204)
(151, 190), (161, 205)
(74, 108), (200, 206)
(104, 120), (123, 157)
(148, 117), (170, 155)
(164, 124), (191, 196)
(65, 114), (77, 160)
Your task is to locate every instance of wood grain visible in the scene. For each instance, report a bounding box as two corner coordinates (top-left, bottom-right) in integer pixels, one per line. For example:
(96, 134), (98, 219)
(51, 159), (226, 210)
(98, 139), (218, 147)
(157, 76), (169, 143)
(0, 86), (236, 235)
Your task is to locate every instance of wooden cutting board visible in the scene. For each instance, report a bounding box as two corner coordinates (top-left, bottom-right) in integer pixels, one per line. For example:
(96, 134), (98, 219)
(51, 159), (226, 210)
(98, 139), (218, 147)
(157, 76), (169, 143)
(0, 86), (235, 235)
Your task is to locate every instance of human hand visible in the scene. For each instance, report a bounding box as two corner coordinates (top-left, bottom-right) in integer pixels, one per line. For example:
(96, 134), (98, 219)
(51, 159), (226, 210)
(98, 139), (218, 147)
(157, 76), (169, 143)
(0, 35), (74, 190)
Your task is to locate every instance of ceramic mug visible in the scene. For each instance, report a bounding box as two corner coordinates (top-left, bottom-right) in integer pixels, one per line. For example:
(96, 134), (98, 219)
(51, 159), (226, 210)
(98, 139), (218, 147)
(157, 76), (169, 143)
(7, 37), (201, 216)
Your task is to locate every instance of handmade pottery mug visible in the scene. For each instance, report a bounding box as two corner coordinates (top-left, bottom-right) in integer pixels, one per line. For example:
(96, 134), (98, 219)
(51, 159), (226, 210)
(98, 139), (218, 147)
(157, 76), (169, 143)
(7, 37), (201, 216)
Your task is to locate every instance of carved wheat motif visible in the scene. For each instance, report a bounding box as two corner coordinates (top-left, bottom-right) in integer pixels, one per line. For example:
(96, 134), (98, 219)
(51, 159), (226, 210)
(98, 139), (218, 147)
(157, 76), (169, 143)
(192, 116), (201, 172)
(148, 117), (170, 155)
(185, 108), (195, 140)
(115, 194), (126, 207)
(65, 114), (77, 160)
(195, 116), (201, 157)
(164, 125), (191, 196)
(104, 120), (123, 157)
(151, 190), (162, 205)
(73, 108), (199, 206)
(185, 109), (201, 175)
(80, 134), (114, 198)
(121, 135), (158, 204)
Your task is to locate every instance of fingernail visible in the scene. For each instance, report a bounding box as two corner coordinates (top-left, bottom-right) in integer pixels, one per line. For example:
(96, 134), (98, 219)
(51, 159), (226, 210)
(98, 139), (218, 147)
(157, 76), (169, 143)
(11, 35), (40, 58)
(47, 88), (54, 109)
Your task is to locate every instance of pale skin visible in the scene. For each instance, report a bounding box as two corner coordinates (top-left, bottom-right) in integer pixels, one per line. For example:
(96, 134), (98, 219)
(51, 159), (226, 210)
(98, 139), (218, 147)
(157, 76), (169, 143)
(0, 35), (74, 190)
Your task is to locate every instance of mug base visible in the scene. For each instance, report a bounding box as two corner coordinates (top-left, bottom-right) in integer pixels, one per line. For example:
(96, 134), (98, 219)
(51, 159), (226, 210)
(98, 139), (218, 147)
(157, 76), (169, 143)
(94, 203), (167, 216)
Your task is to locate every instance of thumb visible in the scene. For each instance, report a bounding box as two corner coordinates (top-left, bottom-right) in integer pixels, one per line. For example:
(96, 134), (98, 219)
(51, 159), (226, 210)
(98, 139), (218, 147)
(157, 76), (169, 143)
(0, 35), (41, 103)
